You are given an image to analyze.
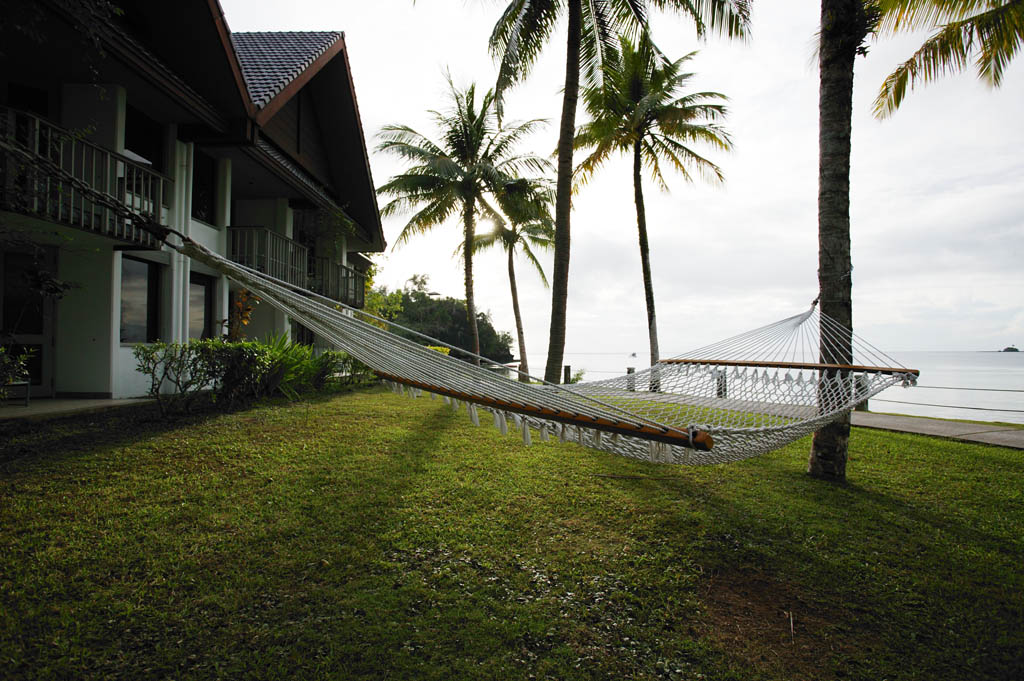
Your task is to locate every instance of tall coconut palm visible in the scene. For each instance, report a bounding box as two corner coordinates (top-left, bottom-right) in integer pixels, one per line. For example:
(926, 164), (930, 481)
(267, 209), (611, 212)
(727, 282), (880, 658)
(377, 78), (547, 361)
(467, 181), (554, 382)
(489, 0), (750, 383)
(573, 38), (731, 370)
(874, 0), (1024, 117)
(809, 0), (880, 481)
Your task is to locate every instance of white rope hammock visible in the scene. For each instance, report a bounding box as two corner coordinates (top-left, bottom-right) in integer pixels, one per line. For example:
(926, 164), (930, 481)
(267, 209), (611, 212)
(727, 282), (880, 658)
(8, 128), (917, 464)
(175, 237), (918, 465)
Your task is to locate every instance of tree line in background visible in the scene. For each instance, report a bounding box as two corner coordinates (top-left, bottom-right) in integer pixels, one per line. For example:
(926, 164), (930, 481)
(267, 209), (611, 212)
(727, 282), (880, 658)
(363, 274), (515, 365)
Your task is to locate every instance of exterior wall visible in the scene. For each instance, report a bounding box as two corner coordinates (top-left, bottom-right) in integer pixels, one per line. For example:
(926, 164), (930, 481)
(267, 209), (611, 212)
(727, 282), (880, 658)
(60, 84), (126, 153)
(262, 92), (332, 186)
(232, 197), (291, 341)
(54, 235), (116, 397)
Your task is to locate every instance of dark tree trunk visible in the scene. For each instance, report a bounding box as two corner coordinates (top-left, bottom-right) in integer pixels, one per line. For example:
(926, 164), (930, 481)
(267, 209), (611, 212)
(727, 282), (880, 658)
(809, 0), (867, 481)
(543, 0), (581, 384)
(633, 139), (659, 368)
(507, 247), (530, 382)
(463, 197), (481, 364)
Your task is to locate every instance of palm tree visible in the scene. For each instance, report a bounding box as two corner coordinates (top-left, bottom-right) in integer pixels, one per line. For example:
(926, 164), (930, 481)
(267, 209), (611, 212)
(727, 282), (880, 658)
(376, 78), (547, 361)
(874, 0), (1024, 117)
(573, 38), (731, 370)
(809, 0), (879, 481)
(467, 181), (554, 382)
(488, 0), (750, 383)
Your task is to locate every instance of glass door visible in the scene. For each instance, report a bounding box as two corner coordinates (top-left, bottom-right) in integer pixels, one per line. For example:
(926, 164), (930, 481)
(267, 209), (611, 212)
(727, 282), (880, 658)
(1, 246), (56, 398)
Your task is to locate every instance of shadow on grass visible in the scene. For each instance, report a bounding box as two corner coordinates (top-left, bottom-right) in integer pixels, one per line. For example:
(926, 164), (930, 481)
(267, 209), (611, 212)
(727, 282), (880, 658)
(0, 402), (222, 471)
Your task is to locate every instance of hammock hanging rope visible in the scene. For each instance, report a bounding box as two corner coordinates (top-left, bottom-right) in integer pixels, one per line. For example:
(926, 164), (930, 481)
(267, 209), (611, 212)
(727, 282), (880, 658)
(7, 131), (918, 464)
(174, 237), (919, 465)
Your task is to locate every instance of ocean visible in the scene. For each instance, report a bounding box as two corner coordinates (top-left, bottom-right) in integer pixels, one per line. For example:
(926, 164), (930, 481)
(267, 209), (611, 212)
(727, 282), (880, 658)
(537, 350), (1024, 425)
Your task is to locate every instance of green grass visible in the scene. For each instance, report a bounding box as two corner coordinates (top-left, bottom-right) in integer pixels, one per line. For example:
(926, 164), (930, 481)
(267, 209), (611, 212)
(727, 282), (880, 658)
(1, 387), (1021, 680)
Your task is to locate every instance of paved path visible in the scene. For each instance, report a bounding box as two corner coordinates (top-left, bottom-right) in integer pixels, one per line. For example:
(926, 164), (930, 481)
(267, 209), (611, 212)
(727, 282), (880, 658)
(0, 398), (154, 422)
(851, 412), (1024, 450)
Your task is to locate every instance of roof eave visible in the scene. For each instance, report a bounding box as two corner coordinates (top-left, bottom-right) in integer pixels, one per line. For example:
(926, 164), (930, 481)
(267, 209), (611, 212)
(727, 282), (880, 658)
(336, 35), (387, 252)
(208, 0), (257, 120)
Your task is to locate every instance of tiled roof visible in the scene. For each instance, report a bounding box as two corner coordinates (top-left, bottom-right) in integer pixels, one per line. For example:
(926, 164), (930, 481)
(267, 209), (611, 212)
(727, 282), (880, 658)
(232, 31), (342, 110)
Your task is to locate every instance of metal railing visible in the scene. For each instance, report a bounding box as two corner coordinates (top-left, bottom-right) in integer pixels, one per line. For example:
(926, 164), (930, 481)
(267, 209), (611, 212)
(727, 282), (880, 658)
(228, 226), (309, 289)
(0, 106), (169, 249)
(310, 256), (365, 309)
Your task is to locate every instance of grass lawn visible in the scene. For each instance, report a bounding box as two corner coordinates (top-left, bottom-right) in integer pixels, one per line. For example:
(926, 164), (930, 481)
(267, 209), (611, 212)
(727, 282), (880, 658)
(1, 386), (1021, 680)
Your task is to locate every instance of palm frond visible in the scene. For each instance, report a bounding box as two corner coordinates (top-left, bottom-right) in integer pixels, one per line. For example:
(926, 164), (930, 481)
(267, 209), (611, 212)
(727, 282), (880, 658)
(490, 0), (561, 114)
(874, 0), (1022, 117)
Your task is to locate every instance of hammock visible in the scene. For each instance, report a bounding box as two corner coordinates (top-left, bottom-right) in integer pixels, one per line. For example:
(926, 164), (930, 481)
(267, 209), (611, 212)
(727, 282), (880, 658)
(175, 237), (919, 465)
(5, 124), (917, 464)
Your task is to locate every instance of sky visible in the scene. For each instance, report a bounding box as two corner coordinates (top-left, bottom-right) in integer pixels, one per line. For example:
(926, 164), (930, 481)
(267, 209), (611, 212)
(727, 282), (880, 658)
(218, 0), (1024, 367)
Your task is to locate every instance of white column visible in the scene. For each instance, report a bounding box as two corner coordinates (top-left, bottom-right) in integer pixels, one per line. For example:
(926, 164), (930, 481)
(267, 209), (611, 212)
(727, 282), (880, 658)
(214, 157), (232, 331)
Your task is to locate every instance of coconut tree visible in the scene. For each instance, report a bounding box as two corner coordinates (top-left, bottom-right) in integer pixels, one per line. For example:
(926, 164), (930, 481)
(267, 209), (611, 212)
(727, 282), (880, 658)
(376, 78), (547, 361)
(573, 38), (731, 370)
(488, 0), (750, 383)
(809, 0), (880, 481)
(874, 0), (1024, 118)
(465, 180), (554, 382)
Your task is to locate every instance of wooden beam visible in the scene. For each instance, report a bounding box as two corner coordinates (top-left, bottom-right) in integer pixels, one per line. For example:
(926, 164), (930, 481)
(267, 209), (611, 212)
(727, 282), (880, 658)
(375, 371), (713, 452)
(660, 358), (919, 377)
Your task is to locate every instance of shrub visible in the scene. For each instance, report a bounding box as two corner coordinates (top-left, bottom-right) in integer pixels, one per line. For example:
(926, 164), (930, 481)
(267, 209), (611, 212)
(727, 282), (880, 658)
(132, 342), (217, 416)
(199, 340), (275, 410)
(335, 352), (376, 387)
(134, 337), (380, 417)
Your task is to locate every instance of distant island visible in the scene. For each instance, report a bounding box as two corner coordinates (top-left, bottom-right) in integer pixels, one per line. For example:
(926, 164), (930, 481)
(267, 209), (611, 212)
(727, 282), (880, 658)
(1003, 346), (1019, 352)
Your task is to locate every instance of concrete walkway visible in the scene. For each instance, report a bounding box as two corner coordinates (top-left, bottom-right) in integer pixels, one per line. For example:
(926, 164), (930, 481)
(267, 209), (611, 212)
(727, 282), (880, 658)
(0, 397), (154, 422)
(851, 412), (1024, 450)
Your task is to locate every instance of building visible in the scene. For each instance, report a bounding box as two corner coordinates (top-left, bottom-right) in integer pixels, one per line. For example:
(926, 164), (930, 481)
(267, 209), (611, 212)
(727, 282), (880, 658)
(0, 0), (385, 399)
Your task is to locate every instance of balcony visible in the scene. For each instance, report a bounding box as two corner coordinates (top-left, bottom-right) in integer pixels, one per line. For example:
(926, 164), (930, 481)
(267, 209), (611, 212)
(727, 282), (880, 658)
(228, 226), (308, 288)
(227, 226), (365, 308)
(0, 106), (169, 249)
(310, 256), (365, 309)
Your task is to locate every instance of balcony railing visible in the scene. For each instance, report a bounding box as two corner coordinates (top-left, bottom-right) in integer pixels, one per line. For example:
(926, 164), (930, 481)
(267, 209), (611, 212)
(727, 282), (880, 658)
(0, 106), (169, 249)
(228, 226), (308, 288)
(310, 257), (365, 309)
(227, 227), (366, 308)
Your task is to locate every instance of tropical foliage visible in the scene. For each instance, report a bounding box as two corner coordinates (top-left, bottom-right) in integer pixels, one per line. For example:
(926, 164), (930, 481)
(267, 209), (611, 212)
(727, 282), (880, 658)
(573, 37), (731, 368)
(874, 0), (1024, 117)
(467, 180), (554, 381)
(488, 0), (751, 382)
(376, 78), (548, 361)
(369, 277), (515, 364)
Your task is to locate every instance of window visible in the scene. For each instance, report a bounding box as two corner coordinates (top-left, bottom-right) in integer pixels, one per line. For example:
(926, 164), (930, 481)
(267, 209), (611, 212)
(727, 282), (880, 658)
(6, 83), (49, 118)
(188, 272), (215, 340)
(120, 256), (160, 343)
(191, 150), (217, 223)
(124, 104), (165, 172)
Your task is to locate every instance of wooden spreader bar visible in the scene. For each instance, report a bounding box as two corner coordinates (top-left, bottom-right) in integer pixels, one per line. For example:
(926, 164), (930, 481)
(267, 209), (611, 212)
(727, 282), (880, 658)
(660, 358), (920, 377)
(375, 371), (714, 451)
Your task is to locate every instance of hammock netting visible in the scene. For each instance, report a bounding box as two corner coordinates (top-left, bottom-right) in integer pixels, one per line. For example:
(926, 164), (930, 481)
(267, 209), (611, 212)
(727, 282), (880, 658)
(177, 238), (919, 465)
(6, 130), (917, 464)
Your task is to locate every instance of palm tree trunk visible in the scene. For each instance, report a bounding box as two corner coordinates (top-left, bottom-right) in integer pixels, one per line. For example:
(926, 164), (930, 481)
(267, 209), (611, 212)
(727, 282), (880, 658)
(507, 247), (530, 382)
(633, 139), (659, 371)
(809, 0), (866, 481)
(543, 0), (582, 384)
(463, 197), (481, 364)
